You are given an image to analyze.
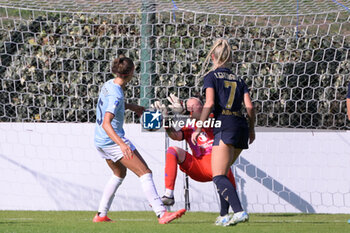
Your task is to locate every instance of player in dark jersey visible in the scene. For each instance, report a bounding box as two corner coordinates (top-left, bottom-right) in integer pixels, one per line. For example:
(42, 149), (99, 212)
(347, 82), (350, 120)
(192, 39), (256, 226)
(153, 96), (237, 225)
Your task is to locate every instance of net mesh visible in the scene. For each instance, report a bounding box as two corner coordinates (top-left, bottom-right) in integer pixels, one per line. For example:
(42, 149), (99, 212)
(0, 0), (349, 15)
(0, 0), (350, 129)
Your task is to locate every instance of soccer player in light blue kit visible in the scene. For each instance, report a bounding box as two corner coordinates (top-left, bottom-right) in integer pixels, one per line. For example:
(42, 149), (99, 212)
(93, 55), (185, 224)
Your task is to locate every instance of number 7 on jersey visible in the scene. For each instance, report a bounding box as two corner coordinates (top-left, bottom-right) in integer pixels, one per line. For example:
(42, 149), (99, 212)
(224, 80), (237, 109)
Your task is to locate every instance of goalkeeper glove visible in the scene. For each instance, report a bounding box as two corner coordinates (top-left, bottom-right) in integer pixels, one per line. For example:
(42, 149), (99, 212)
(150, 101), (168, 116)
(167, 93), (186, 115)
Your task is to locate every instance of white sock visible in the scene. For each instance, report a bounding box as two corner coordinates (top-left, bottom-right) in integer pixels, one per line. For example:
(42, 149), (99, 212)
(164, 188), (174, 198)
(140, 173), (166, 217)
(98, 175), (124, 217)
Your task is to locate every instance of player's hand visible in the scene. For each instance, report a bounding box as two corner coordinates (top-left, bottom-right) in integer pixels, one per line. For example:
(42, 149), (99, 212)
(120, 143), (133, 160)
(249, 129), (255, 144)
(168, 93), (185, 115)
(150, 101), (168, 116)
(191, 130), (201, 145)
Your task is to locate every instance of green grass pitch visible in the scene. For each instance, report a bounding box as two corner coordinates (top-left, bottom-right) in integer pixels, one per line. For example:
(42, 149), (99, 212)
(0, 211), (349, 233)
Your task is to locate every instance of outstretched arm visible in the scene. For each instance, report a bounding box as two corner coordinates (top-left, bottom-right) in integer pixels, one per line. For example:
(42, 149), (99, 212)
(166, 127), (184, 141)
(125, 103), (145, 118)
(191, 87), (215, 145)
(198, 88), (215, 126)
(151, 99), (184, 141)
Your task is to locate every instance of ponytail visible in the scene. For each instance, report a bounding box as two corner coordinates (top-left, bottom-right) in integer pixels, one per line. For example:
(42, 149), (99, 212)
(200, 39), (231, 77)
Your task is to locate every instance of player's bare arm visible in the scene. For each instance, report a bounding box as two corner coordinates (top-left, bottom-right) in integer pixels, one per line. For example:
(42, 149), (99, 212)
(244, 93), (256, 144)
(151, 99), (184, 141)
(191, 87), (215, 145)
(165, 127), (184, 141)
(125, 103), (145, 117)
(102, 112), (133, 159)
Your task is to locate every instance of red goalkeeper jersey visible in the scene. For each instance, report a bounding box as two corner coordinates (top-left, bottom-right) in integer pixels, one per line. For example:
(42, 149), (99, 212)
(181, 125), (214, 158)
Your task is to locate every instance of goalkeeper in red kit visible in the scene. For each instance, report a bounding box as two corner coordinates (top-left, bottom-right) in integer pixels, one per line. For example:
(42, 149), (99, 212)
(152, 94), (236, 225)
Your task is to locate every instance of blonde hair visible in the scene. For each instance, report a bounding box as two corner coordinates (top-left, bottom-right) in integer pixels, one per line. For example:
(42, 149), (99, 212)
(201, 39), (232, 76)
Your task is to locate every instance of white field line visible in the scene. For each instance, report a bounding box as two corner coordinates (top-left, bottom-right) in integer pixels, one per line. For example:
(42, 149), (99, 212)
(2, 218), (34, 221)
(4, 218), (346, 224)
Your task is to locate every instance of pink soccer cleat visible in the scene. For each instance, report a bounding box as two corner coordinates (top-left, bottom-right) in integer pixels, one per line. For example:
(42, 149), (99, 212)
(93, 213), (115, 223)
(158, 209), (186, 224)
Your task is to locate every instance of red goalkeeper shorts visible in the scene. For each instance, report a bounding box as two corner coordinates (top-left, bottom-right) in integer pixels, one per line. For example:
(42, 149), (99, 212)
(179, 152), (235, 186)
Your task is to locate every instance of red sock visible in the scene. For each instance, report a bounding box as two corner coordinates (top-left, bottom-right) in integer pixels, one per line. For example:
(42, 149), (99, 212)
(165, 147), (178, 190)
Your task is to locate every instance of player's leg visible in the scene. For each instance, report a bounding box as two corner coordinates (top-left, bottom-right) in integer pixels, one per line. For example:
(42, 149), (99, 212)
(212, 140), (247, 225)
(185, 153), (231, 225)
(100, 160), (127, 215)
(94, 160), (126, 222)
(231, 148), (243, 165)
(163, 146), (187, 205)
(119, 149), (165, 216)
(120, 148), (186, 223)
(227, 169), (236, 188)
(215, 165), (238, 225)
(94, 146), (128, 222)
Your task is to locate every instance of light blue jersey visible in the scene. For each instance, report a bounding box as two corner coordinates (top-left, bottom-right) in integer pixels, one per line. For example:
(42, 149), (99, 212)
(94, 79), (125, 148)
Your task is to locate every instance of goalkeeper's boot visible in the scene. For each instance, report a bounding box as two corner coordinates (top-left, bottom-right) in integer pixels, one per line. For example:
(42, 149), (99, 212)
(215, 214), (230, 226)
(158, 209), (186, 224)
(224, 211), (249, 226)
(161, 195), (175, 206)
(93, 213), (115, 223)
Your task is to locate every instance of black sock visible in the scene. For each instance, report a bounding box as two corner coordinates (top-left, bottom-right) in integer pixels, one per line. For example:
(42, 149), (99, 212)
(213, 175), (243, 213)
(219, 194), (229, 216)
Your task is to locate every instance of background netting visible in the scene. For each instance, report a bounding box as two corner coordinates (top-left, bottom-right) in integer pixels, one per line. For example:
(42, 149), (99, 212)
(0, 0), (350, 129)
(0, 0), (349, 15)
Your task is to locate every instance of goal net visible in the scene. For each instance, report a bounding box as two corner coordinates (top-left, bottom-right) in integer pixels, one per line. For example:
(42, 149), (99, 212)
(0, 0), (350, 213)
(0, 0), (349, 129)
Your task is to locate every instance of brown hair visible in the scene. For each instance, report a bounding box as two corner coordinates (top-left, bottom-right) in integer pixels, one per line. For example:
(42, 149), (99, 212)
(200, 39), (232, 76)
(111, 55), (134, 78)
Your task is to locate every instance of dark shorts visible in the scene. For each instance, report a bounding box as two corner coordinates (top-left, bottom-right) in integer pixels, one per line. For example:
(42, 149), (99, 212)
(213, 128), (249, 149)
